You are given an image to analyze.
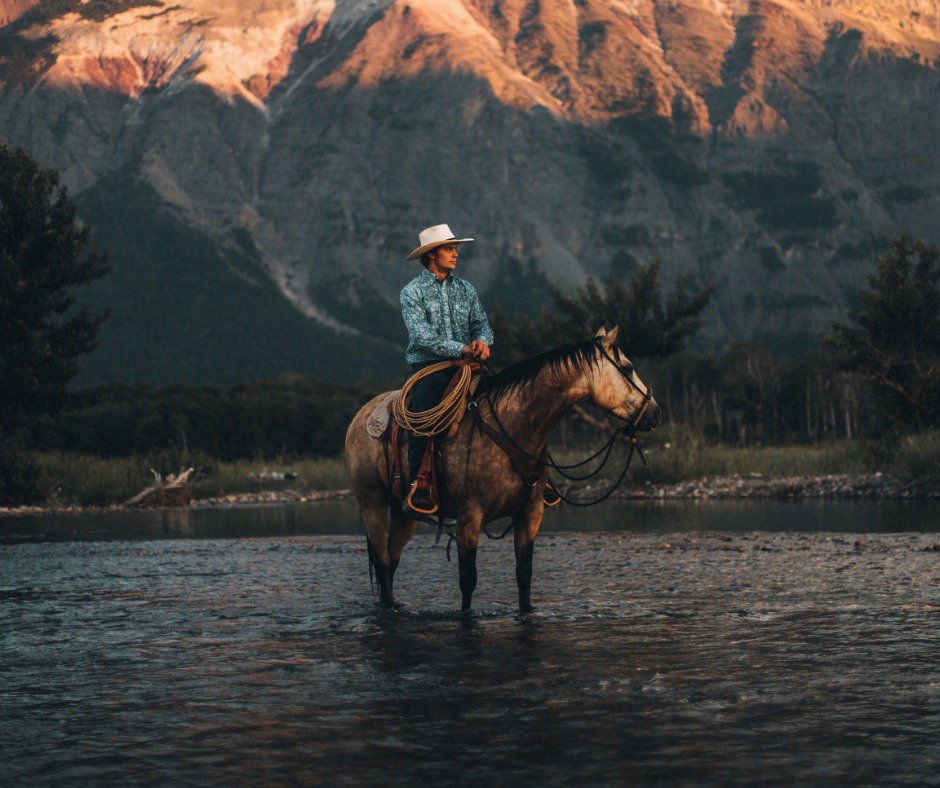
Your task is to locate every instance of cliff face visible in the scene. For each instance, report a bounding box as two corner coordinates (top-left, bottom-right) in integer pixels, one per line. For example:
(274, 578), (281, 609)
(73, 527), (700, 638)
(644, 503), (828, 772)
(1, 0), (939, 382)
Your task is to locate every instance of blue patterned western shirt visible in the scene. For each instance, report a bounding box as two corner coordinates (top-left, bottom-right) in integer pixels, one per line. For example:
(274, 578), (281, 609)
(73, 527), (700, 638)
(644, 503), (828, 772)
(400, 268), (494, 364)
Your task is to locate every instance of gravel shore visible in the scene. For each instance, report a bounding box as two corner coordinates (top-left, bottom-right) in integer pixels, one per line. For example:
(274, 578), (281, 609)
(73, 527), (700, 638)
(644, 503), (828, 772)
(565, 472), (940, 503)
(0, 488), (354, 518)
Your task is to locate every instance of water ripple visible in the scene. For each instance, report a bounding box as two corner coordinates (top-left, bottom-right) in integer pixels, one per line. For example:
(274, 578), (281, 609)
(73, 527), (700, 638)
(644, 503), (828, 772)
(2, 530), (940, 787)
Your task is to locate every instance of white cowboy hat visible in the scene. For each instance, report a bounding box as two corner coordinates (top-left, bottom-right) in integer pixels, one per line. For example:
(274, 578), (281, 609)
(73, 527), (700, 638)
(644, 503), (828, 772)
(406, 224), (474, 261)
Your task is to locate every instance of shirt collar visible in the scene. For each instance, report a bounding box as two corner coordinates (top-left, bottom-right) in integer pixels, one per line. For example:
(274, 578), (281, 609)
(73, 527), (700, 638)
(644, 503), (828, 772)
(419, 268), (453, 285)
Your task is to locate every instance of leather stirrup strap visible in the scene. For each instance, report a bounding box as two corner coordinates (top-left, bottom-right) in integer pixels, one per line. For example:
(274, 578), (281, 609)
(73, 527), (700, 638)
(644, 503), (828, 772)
(385, 390), (413, 502)
(408, 439), (439, 514)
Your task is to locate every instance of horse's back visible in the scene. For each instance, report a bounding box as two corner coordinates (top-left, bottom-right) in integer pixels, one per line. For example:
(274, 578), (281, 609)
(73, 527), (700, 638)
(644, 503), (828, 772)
(345, 391), (397, 498)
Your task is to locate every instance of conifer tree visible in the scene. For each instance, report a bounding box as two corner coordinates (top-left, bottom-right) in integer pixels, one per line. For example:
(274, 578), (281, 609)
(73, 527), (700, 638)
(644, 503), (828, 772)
(827, 230), (940, 428)
(490, 258), (713, 363)
(0, 144), (110, 437)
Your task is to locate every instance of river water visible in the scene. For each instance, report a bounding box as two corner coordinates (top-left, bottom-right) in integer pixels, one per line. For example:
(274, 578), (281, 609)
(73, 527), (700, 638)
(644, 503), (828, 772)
(2, 501), (939, 787)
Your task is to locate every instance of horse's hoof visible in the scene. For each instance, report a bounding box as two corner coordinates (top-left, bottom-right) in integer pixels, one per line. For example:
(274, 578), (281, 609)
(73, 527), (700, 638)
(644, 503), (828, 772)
(518, 604), (536, 615)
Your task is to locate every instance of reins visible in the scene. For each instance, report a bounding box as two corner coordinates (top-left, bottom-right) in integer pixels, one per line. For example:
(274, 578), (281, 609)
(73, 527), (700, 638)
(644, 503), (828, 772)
(472, 340), (652, 512)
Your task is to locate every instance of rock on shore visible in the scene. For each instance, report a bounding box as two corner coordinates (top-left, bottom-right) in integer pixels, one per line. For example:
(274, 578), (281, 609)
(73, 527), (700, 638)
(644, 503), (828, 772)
(0, 488), (355, 518)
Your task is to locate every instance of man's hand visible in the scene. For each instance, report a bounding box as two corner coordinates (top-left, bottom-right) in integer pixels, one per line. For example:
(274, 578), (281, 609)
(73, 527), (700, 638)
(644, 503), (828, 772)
(470, 339), (490, 361)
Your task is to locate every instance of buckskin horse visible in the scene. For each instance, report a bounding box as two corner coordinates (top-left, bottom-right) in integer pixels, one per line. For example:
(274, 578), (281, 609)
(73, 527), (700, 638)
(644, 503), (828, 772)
(344, 326), (661, 613)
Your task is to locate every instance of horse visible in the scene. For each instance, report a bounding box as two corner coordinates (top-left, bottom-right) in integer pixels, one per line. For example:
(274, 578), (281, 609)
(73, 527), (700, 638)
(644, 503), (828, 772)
(344, 325), (661, 613)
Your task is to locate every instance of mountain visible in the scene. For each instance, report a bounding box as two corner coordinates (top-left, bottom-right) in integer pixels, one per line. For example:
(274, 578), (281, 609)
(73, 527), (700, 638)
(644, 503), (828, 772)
(1, 0), (939, 384)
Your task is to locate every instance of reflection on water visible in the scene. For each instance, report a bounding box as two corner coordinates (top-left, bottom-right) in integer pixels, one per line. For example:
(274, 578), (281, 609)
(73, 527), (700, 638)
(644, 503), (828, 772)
(0, 501), (363, 544)
(540, 498), (940, 534)
(2, 526), (939, 787)
(2, 499), (940, 544)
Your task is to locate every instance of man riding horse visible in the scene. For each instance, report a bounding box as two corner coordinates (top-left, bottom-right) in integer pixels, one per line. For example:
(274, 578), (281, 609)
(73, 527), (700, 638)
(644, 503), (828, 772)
(347, 235), (660, 611)
(400, 224), (493, 521)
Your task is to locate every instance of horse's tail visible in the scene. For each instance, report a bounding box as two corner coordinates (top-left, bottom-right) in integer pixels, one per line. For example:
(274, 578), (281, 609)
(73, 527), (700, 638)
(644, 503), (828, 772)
(362, 510), (377, 597)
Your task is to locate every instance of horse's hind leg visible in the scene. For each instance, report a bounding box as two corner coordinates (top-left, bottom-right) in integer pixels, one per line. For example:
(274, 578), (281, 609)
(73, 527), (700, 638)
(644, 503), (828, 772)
(387, 507), (417, 586)
(361, 499), (396, 607)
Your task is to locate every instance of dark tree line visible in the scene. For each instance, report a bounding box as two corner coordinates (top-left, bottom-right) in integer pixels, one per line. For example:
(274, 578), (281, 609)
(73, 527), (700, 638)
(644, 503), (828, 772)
(24, 232), (937, 468)
(4, 142), (940, 509)
(0, 145), (109, 503)
(493, 232), (940, 443)
(0, 144), (110, 435)
(827, 230), (940, 428)
(23, 377), (386, 461)
(646, 345), (872, 445)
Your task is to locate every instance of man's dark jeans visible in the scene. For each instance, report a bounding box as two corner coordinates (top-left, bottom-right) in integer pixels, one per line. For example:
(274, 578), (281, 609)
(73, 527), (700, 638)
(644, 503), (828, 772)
(406, 360), (455, 485)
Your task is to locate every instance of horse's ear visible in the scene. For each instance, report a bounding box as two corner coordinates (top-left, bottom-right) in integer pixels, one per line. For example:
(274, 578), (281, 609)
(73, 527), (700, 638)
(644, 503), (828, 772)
(602, 324), (620, 348)
(594, 326), (607, 338)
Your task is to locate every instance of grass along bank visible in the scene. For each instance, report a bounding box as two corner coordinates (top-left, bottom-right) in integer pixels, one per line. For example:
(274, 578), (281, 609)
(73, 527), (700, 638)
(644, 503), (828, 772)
(32, 453), (350, 507)
(14, 427), (940, 508)
(549, 426), (940, 487)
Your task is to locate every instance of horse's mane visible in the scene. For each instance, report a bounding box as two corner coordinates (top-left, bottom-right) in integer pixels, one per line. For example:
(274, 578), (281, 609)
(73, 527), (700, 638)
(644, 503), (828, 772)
(481, 338), (602, 403)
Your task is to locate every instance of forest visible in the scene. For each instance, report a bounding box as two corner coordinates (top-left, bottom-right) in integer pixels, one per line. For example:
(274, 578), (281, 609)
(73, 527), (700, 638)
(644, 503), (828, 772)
(2, 136), (939, 504)
(9, 233), (940, 461)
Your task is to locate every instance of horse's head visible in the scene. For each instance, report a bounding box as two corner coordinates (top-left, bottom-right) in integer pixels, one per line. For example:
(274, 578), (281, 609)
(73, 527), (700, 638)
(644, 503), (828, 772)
(588, 326), (661, 431)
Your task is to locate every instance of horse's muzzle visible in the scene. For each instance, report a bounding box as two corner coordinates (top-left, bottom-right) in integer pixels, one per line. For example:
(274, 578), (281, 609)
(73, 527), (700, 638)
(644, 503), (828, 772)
(636, 401), (662, 431)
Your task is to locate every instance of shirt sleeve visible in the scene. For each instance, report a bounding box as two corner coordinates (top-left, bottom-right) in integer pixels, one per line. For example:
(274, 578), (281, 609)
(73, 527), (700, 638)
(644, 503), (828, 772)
(401, 286), (467, 359)
(466, 283), (495, 346)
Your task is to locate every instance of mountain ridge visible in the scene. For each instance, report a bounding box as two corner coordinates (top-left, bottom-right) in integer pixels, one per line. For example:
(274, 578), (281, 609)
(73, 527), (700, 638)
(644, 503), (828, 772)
(1, 0), (938, 383)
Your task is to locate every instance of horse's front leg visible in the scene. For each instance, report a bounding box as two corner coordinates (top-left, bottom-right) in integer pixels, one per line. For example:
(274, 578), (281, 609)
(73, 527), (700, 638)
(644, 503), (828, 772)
(513, 497), (545, 614)
(455, 510), (483, 612)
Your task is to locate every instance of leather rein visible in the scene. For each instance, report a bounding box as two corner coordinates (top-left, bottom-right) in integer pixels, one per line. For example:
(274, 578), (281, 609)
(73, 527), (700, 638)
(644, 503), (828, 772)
(468, 342), (653, 518)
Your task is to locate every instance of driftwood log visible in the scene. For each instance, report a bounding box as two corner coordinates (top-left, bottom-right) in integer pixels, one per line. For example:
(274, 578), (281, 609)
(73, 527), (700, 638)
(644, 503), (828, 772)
(126, 468), (195, 508)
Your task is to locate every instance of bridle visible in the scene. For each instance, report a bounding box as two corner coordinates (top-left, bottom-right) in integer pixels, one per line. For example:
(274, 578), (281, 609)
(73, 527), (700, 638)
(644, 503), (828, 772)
(597, 345), (654, 430)
(468, 339), (656, 514)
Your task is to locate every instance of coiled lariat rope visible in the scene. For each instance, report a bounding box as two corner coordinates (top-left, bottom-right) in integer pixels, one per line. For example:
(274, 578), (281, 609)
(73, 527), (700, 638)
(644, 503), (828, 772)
(393, 361), (476, 437)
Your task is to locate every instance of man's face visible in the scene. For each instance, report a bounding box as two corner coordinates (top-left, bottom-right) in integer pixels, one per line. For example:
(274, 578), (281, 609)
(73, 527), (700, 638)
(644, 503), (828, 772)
(427, 244), (458, 278)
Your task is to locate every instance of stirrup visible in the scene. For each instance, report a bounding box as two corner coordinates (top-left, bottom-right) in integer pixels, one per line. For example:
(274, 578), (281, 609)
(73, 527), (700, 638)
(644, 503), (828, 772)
(401, 497), (452, 526)
(402, 504), (443, 526)
(543, 482), (562, 507)
(406, 481), (438, 515)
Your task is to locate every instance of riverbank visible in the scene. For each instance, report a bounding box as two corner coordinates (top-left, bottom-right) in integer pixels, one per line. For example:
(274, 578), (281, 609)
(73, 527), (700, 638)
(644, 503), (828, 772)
(5, 430), (940, 515)
(3, 472), (939, 518)
(568, 472), (940, 502)
(0, 487), (354, 518)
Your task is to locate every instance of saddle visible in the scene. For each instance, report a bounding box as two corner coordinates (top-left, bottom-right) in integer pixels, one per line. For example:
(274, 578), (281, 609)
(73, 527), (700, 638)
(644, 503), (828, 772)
(368, 361), (561, 510)
(365, 391), (399, 438)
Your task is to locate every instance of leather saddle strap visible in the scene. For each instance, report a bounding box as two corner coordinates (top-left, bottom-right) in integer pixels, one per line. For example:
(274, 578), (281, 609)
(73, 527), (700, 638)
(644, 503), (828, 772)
(386, 419), (403, 501)
(470, 406), (540, 488)
(384, 391), (412, 501)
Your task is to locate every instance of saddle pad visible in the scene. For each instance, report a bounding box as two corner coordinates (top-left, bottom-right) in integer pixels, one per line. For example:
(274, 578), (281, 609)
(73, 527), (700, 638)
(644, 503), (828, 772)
(366, 390), (400, 438)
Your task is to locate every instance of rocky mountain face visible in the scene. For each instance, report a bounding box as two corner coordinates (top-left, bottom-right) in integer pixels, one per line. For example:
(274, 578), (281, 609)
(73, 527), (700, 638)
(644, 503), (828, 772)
(1, 0), (938, 384)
